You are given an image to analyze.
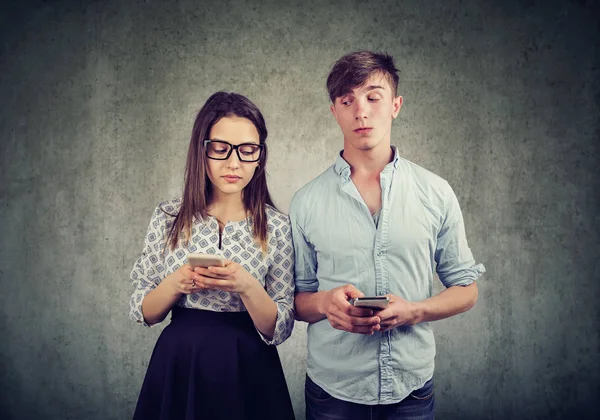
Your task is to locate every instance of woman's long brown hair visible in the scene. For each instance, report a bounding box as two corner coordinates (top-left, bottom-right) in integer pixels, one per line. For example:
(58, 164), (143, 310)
(165, 91), (275, 251)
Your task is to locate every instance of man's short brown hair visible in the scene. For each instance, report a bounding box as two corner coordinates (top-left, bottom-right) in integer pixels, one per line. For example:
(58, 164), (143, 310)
(326, 51), (400, 103)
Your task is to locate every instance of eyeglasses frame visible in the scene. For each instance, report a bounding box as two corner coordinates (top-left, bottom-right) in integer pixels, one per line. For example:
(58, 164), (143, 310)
(203, 139), (265, 163)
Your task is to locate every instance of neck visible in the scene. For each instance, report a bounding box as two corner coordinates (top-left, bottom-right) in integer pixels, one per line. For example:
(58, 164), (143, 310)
(207, 191), (246, 220)
(342, 141), (394, 176)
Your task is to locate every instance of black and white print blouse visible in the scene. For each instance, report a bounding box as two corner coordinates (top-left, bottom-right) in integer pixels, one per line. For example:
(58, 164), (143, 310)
(129, 198), (295, 345)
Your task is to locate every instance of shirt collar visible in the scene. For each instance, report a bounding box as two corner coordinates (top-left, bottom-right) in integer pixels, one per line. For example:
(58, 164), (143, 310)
(334, 145), (400, 178)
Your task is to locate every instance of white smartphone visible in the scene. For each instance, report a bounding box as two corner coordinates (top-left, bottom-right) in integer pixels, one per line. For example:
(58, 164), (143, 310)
(187, 253), (226, 268)
(349, 296), (390, 310)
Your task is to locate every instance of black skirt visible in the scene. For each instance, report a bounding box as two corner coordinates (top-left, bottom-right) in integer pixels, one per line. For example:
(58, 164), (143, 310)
(133, 306), (295, 420)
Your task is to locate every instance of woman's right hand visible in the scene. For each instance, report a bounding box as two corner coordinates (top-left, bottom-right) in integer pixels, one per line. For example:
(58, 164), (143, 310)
(140, 264), (204, 325)
(164, 264), (204, 295)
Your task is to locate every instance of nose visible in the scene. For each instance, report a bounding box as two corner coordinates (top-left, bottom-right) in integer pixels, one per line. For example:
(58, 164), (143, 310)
(354, 99), (368, 120)
(226, 149), (241, 168)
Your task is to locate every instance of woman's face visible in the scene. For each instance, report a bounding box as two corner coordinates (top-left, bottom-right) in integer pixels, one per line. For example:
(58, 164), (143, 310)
(205, 116), (261, 199)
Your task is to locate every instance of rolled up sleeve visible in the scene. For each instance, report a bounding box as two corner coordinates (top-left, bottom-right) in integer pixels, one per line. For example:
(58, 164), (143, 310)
(257, 219), (296, 345)
(129, 205), (168, 327)
(289, 199), (319, 293)
(435, 185), (486, 288)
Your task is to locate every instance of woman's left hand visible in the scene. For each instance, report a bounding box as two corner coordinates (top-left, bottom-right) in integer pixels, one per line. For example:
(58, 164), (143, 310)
(193, 260), (258, 296)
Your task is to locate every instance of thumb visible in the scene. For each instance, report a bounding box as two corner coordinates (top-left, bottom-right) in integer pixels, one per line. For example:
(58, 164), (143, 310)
(343, 284), (365, 299)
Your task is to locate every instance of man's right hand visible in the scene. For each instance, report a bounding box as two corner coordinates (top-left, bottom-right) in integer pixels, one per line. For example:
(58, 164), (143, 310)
(319, 284), (381, 334)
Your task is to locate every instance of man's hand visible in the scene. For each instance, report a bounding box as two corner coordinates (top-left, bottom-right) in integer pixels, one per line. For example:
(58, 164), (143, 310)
(320, 285), (381, 334)
(377, 294), (422, 331)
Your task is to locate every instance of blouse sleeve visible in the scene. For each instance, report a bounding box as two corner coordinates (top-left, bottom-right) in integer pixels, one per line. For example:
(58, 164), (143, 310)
(129, 204), (169, 327)
(257, 217), (295, 345)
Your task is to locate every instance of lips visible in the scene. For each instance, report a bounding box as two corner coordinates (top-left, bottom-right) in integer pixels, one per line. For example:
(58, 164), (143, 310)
(354, 127), (373, 133)
(222, 175), (242, 182)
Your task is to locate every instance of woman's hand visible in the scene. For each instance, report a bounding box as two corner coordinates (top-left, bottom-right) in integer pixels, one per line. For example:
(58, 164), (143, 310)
(164, 264), (204, 295)
(140, 264), (204, 325)
(193, 260), (259, 296)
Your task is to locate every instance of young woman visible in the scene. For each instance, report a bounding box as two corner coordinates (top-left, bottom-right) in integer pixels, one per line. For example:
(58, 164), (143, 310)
(129, 92), (295, 420)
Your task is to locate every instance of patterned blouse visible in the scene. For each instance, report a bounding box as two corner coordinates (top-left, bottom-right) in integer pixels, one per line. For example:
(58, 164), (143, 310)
(129, 198), (295, 345)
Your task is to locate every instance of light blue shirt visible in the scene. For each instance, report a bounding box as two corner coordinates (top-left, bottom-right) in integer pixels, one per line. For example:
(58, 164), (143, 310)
(290, 146), (485, 405)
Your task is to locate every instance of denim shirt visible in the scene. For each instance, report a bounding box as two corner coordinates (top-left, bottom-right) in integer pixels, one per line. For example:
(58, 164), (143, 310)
(290, 147), (485, 405)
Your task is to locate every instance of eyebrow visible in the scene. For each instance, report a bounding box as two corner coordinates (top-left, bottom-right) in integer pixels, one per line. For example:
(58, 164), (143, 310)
(364, 85), (385, 92)
(208, 138), (259, 144)
(341, 85), (386, 98)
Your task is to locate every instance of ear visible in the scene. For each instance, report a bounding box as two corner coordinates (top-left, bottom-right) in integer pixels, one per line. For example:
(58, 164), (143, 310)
(330, 103), (339, 123)
(392, 96), (403, 119)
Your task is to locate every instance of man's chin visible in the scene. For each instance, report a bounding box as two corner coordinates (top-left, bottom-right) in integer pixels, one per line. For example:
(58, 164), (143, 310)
(354, 137), (380, 150)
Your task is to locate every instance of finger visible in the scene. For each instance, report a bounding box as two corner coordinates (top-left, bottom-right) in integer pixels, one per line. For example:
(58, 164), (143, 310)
(193, 266), (225, 277)
(207, 265), (235, 276)
(329, 309), (380, 327)
(329, 314), (380, 334)
(344, 305), (374, 317)
(189, 285), (204, 293)
(348, 314), (381, 326)
(184, 265), (199, 277)
(327, 314), (354, 332)
(179, 285), (193, 295)
(196, 276), (235, 283)
(197, 276), (234, 290)
(343, 284), (365, 299)
(177, 278), (193, 293)
(188, 279), (199, 293)
(193, 266), (210, 275)
(191, 281), (213, 292)
(376, 308), (391, 320)
(377, 305), (403, 322)
(361, 324), (381, 334)
(332, 292), (373, 316)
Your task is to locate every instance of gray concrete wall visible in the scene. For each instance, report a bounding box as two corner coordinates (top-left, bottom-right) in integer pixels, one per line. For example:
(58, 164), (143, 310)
(1, 0), (598, 419)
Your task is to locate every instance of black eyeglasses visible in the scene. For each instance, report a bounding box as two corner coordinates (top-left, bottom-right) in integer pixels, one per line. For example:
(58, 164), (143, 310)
(203, 140), (264, 162)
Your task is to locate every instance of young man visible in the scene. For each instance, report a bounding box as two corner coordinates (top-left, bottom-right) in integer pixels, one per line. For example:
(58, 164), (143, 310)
(290, 51), (485, 420)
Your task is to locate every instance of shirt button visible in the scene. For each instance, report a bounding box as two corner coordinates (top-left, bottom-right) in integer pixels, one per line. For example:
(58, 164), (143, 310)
(377, 251), (383, 256)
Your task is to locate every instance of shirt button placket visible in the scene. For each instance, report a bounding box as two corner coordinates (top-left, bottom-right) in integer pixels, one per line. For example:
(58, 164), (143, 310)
(379, 333), (393, 402)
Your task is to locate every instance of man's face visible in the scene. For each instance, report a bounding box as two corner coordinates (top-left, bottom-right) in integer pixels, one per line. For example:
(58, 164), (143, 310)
(330, 72), (402, 151)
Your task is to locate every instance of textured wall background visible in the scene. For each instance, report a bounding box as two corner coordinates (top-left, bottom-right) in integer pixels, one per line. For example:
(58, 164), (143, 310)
(1, 0), (598, 419)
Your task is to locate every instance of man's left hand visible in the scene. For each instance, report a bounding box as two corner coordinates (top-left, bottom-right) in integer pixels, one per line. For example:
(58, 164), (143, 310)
(377, 294), (422, 331)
